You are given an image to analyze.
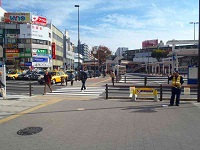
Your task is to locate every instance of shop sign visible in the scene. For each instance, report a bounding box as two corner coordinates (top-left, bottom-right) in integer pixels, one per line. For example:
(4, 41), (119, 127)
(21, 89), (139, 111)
(24, 62), (32, 66)
(36, 49), (48, 54)
(52, 42), (56, 59)
(19, 52), (31, 58)
(4, 12), (31, 23)
(32, 15), (47, 26)
(32, 57), (48, 62)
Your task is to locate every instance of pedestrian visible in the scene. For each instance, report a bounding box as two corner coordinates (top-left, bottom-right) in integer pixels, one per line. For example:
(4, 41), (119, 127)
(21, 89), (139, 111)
(69, 71), (75, 86)
(0, 71), (6, 99)
(168, 70), (184, 106)
(43, 70), (52, 95)
(80, 69), (88, 91)
(110, 70), (115, 86)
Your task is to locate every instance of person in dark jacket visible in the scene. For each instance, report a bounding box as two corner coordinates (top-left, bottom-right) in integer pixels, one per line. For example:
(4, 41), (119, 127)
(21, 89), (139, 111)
(168, 70), (184, 106)
(43, 70), (52, 95)
(80, 70), (87, 91)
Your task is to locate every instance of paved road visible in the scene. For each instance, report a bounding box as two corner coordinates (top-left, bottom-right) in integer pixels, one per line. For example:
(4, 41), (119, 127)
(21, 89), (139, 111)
(0, 96), (200, 150)
(0, 76), (200, 149)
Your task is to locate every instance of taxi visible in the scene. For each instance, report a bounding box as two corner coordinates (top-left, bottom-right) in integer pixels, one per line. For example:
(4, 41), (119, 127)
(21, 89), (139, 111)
(50, 70), (68, 84)
(7, 70), (23, 80)
(38, 70), (68, 84)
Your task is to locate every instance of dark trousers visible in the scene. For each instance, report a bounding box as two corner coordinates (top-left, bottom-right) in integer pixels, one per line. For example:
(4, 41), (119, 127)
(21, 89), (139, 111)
(81, 79), (86, 90)
(112, 77), (114, 86)
(170, 87), (181, 105)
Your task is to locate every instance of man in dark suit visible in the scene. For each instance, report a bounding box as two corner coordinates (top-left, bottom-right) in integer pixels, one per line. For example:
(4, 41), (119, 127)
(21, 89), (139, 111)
(80, 69), (88, 91)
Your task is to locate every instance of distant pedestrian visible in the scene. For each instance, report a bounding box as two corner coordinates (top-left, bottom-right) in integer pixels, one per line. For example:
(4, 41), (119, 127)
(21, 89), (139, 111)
(0, 71), (5, 88)
(43, 70), (52, 95)
(0, 71), (6, 99)
(80, 70), (88, 91)
(110, 70), (115, 86)
(69, 71), (75, 86)
(168, 70), (184, 106)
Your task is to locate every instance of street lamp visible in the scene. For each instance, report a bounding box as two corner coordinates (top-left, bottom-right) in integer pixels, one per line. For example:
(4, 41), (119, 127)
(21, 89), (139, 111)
(92, 50), (97, 77)
(75, 5), (80, 71)
(197, 0), (200, 102)
(189, 22), (199, 40)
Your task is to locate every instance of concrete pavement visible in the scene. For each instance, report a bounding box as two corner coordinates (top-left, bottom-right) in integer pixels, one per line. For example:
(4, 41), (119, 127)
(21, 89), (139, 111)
(0, 94), (200, 149)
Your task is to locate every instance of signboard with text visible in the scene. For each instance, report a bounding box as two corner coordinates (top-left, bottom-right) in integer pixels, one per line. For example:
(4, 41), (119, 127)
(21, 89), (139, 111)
(19, 24), (49, 40)
(52, 42), (56, 59)
(32, 15), (47, 26)
(4, 12), (31, 23)
(142, 39), (158, 48)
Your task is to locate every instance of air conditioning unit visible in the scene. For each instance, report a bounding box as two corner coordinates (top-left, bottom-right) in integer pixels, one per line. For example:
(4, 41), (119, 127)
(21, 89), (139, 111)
(0, 16), (4, 22)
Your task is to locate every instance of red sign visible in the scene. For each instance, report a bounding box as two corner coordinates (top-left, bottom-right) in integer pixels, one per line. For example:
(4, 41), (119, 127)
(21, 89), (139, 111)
(32, 15), (47, 26)
(142, 39), (158, 48)
(6, 49), (19, 53)
(52, 42), (56, 59)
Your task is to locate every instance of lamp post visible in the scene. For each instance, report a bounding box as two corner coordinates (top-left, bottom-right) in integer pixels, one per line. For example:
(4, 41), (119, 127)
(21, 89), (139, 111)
(75, 5), (80, 71)
(189, 22), (199, 40)
(197, 0), (200, 102)
(22, 34), (25, 68)
(93, 49), (97, 77)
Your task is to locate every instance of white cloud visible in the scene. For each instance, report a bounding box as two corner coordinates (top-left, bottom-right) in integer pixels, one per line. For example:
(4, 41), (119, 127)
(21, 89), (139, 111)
(2, 0), (199, 51)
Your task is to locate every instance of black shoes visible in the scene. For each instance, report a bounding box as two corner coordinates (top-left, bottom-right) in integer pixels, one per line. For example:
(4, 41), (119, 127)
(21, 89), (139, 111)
(168, 104), (179, 106)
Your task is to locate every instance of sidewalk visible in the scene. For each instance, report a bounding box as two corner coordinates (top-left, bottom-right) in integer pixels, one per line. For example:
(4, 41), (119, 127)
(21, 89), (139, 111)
(1, 95), (200, 149)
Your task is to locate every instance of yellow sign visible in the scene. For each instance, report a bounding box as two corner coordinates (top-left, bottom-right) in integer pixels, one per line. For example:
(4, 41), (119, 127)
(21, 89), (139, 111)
(184, 86), (190, 95)
(133, 88), (157, 95)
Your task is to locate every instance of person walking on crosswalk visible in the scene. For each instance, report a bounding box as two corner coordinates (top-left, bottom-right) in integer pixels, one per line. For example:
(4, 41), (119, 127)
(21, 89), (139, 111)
(43, 70), (52, 95)
(110, 70), (115, 86)
(80, 69), (88, 91)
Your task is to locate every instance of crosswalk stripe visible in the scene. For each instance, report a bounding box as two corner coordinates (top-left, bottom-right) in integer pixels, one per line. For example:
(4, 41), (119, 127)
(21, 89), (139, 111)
(46, 86), (105, 97)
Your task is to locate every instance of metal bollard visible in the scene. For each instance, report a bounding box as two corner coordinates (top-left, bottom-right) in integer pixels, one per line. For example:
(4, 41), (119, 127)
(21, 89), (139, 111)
(160, 84), (163, 101)
(29, 82), (32, 97)
(105, 84), (108, 99)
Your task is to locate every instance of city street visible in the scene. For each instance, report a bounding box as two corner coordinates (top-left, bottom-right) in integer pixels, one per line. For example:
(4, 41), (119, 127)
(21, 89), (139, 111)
(0, 75), (199, 150)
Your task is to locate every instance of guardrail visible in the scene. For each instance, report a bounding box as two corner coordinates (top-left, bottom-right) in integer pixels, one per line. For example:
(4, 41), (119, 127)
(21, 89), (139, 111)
(105, 84), (198, 101)
(117, 75), (188, 86)
(6, 82), (33, 96)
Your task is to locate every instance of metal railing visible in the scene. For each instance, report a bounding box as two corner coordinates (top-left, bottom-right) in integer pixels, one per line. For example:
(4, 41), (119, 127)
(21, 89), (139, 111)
(117, 75), (188, 86)
(105, 84), (198, 101)
(6, 82), (33, 96)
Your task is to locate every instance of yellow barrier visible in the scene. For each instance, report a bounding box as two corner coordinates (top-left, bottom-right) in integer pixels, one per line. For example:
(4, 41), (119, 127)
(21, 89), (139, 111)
(131, 87), (158, 101)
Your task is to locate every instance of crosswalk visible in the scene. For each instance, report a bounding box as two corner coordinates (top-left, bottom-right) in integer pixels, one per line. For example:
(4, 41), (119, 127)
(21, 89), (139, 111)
(47, 86), (105, 97)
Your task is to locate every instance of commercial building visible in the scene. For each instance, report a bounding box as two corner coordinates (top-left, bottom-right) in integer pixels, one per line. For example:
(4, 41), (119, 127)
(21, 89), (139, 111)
(0, 7), (68, 70)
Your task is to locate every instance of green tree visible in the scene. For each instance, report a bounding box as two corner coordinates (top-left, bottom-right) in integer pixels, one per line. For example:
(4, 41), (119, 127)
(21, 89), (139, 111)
(151, 49), (169, 62)
(93, 45), (112, 65)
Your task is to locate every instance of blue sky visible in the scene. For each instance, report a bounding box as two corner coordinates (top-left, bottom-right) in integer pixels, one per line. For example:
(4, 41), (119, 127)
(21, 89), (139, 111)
(2, 0), (199, 52)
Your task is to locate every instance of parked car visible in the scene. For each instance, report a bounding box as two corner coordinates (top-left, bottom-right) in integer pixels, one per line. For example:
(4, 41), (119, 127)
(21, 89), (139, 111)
(84, 71), (93, 78)
(17, 71), (30, 80)
(93, 70), (101, 77)
(6, 70), (23, 80)
(65, 70), (75, 81)
(23, 71), (39, 80)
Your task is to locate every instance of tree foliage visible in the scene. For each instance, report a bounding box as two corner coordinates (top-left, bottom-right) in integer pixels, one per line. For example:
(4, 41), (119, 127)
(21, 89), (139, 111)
(151, 49), (169, 62)
(92, 45), (112, 65)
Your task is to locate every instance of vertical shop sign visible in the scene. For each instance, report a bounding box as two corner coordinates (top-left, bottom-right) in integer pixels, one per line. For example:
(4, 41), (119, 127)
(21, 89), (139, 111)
(52, 42), (56, 59)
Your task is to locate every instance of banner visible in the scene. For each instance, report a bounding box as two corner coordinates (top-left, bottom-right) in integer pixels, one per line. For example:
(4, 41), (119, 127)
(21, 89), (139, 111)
(4, 12), (31, 23)
(32, 15), (47, 26)
(52, 42), (56, 59)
